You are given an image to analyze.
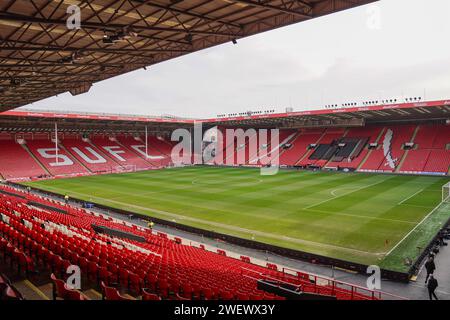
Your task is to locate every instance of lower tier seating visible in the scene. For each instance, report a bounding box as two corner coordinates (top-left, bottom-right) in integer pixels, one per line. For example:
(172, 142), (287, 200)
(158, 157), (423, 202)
(423, 150), (450, 173)
(0, 141), (47, 180)
(0, 185), (378, 300)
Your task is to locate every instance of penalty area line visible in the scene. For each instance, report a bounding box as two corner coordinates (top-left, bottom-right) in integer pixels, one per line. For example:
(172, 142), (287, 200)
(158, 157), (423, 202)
(397, 188), (424, 205)
(385, 202), (443, 256)
(303, 179), (390, 210)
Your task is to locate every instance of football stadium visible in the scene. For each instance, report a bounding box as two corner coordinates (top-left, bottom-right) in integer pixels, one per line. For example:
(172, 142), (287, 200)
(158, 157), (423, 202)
(0, 0), (449, 305)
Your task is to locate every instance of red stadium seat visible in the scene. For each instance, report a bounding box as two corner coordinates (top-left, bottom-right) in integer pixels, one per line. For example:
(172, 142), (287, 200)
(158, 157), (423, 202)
(101, 282), (134, 301)
(142, 288), (161, 301)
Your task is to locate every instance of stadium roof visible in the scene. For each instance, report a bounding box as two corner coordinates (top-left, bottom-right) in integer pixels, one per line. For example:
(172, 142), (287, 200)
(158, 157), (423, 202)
(0, 99), (449, 132)
(0, 0), (376, 110)
(203, 99), (450, 128)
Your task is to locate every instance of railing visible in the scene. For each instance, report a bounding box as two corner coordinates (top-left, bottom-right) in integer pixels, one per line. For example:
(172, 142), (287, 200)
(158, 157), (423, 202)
(282, 266), (407, 300)
(241, 266), (407, 300)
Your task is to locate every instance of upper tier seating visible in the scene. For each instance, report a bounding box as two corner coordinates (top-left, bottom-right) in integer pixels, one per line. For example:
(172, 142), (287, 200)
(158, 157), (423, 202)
(0, 141), (47, 180)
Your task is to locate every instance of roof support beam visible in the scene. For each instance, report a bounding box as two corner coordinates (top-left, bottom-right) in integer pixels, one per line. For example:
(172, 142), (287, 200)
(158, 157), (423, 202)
(0, 12), (242, 37)
(224, 0), (312, 18)
(129, 0), (243, 29)
(0, 46), (190, 53)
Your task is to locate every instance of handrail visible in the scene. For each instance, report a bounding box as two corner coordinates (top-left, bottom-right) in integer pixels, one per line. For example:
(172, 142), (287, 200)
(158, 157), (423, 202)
(241, 266), (407, 300)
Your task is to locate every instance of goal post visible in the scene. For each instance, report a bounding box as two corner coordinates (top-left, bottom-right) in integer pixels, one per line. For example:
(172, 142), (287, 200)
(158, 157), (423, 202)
(443, 182), (450, 203)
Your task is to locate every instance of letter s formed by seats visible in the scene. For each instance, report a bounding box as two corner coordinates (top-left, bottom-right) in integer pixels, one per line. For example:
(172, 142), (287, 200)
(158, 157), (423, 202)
(71, 147), (107, 164)
(37, 148), (74, 166)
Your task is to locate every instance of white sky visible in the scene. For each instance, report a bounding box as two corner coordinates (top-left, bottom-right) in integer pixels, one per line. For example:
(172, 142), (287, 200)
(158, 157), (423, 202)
(21, 0), (450, 118)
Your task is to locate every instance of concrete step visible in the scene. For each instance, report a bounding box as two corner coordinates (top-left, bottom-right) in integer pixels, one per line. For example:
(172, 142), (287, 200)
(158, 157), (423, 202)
(83, 288), (103, 300)
(13, 280), (51, 300)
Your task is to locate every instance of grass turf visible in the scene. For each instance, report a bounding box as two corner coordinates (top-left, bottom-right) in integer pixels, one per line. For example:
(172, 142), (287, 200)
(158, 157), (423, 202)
(23, 167), (450, 272)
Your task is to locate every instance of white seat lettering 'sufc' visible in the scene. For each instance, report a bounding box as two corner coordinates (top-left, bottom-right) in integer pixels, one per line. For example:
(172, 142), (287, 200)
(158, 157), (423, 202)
(37, 148), (74, 166)
(131, 145), (165, 160)
(71, 147), (107, 164)
(102, 146), (126, 162)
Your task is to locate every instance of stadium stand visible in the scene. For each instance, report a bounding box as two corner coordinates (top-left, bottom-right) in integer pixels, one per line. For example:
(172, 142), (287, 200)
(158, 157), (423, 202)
(252, 130), (298, 165)
(144, 136), (175, 157)
(61, 138), (117, 174)
(26, 140), (88, 177)
(326, 126), (385, 169)
(0, 185), (379, 300)
(0, 140), (48, 180)
(399, 124), (450, 174)
(296, 129), (345, 167)
(216, 123), (449, 174)
(89, 136), (152, 171)
(279, 129), (324, 166)
(115, 135), (167, 167)
(398, 150), (431, 173)
(423, 150), (450, 173)
(379, 125), (416, 172)
(1, 123), (448, 181)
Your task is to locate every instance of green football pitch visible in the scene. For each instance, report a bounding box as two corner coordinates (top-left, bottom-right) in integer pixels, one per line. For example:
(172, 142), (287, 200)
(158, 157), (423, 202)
(23, 167), (450, 272)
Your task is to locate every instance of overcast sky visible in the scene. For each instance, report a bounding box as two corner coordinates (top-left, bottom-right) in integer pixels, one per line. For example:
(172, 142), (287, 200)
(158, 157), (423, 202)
(21, 0), (450, 118)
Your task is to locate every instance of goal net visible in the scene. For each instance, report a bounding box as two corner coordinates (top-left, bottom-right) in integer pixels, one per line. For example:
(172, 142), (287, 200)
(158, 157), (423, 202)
(443, 182), (450, 203)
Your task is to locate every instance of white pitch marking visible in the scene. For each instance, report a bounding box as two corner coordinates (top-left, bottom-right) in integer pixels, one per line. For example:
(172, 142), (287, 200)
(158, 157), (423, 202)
(385, 202), (444, 256)
(303, 178), (390, 210)
(191, 177), (263, 186)
(29, 184), (386, 258)
(398, 188), (425, 205)
(305, 208), (416, 225)
(330, 187), (361, 197)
